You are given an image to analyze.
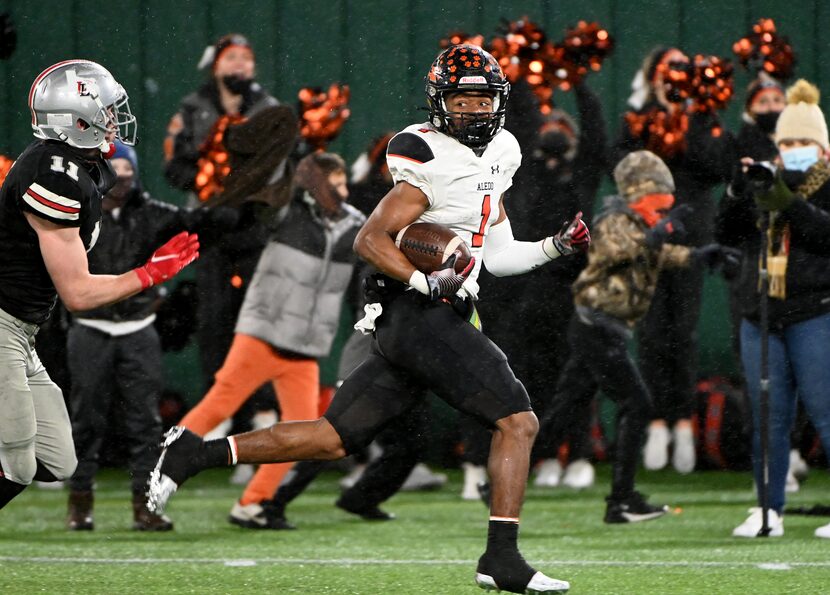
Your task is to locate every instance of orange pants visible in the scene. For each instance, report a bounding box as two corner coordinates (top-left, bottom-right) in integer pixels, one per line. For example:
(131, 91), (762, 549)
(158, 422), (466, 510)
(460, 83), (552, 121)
(180, 333), (319, 505)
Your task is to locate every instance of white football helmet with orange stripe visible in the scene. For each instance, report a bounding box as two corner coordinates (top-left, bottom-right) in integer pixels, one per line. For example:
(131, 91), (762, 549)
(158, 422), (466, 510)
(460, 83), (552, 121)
(28, 59), (137, 151)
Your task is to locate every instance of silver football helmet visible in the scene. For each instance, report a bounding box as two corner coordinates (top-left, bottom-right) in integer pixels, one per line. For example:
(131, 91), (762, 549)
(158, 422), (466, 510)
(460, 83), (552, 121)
(28, 59), (137, 150)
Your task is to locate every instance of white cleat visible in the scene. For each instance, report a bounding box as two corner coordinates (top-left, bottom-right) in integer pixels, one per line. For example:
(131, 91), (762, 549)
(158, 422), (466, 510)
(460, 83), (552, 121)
(475, 571), (570, 593)
(146, 426), (190, 514)
(146, 471), (178, 514)
(815, 521), (830, 539)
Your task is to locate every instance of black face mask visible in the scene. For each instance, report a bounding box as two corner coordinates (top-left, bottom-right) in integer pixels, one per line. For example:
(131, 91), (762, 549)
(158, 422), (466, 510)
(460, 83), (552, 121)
(754, 111), (780, 135)
(222, 75), (254, 96)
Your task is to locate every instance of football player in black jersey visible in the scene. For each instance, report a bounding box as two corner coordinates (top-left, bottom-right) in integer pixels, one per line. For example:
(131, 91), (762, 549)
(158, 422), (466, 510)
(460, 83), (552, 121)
(149, 45), (588, 594)
(0, 60), (199, 511)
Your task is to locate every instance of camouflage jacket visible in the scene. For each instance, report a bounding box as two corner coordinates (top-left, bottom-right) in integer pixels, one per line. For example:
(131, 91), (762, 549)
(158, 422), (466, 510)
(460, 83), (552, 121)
(572, 196), (691, 325)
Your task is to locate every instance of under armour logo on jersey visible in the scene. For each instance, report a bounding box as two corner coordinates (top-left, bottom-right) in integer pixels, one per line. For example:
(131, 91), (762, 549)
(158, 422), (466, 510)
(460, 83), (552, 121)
(491, 164), (499, 175)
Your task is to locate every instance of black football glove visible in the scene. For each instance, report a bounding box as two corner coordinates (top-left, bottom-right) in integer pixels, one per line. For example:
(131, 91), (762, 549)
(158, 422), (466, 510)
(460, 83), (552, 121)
(426, 253), (476, 301)
(645, 204), (692, 250)
(552, 211), (591, 256)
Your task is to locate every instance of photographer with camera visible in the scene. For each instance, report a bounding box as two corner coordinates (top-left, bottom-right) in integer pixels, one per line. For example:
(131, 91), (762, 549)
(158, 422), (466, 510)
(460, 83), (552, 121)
(717, 79), (830, 539)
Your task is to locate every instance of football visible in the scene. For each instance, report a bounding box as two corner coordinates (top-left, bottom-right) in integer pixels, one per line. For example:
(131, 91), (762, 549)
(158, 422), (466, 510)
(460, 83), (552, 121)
(394, 222), (472, 274)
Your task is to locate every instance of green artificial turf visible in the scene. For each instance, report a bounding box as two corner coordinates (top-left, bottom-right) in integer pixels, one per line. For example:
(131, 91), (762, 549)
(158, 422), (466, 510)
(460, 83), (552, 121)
(1, 465), (829, 594)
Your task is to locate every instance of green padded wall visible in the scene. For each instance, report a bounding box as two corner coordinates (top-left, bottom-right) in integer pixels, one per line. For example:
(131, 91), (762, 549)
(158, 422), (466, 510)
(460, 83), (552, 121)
(4, 0), (829, 399)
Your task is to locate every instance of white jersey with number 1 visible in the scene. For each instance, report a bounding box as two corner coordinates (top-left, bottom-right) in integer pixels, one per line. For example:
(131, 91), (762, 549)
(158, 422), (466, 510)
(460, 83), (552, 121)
(386, 122), (522, 299)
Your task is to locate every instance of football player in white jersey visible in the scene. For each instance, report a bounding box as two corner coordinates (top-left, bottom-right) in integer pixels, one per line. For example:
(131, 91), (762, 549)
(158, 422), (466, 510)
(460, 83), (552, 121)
(149, 44), (588, 594)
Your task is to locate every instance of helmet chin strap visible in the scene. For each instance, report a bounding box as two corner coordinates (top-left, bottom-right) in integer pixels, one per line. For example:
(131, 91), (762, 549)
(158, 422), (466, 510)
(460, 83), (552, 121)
(100, 141), (116, 158)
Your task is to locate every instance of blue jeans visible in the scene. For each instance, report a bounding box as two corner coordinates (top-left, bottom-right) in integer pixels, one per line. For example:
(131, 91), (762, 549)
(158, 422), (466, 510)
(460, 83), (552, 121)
(741, 313), (830, 513)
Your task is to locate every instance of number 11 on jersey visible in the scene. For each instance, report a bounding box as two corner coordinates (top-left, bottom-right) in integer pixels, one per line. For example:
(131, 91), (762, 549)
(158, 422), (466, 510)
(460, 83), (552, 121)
(471, 194), (491, 248)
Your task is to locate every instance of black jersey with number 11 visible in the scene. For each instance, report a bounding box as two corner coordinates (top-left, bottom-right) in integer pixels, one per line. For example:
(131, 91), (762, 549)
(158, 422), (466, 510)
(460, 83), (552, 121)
(0, 140), (112, 324)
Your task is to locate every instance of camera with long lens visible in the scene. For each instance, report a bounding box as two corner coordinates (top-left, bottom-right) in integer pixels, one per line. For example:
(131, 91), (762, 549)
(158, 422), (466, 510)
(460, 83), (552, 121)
(745, 161), (777, 194)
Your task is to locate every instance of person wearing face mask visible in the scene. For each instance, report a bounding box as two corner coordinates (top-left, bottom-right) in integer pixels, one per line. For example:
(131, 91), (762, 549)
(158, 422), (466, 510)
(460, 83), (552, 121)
(615, 46), (735, 475)
(717, 79), (830, 539)
(65, 141), (208, 531)
(735, 75), (787, 163)
(163, 33), (283, 417)
(537, 150), (738, 523)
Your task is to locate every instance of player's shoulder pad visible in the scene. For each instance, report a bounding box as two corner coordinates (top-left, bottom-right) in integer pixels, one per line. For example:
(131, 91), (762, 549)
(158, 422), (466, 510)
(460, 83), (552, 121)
(20, 146), (88, 224)
(387, 131), (435, 165)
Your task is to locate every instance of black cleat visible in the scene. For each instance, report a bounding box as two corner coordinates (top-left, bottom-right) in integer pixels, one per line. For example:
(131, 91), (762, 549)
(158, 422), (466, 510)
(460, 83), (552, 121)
(335, 498), (396, 521)
(604, 490), (669, 524)
(476, 551), (569, 593)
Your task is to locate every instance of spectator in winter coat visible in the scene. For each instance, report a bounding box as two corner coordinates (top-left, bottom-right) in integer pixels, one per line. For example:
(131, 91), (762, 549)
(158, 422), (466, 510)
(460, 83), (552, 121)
(163, 33), (287, 415)
(538, 150), (738, 524)
(717, 79), (830, 539)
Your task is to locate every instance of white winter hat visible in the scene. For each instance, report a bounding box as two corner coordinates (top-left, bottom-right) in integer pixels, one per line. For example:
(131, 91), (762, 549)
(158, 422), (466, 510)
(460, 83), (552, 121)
(775, 79), (829, 149)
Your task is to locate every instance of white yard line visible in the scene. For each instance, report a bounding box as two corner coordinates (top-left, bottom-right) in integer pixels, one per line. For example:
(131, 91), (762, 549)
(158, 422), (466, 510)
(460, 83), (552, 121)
(0, 556), (827, 569)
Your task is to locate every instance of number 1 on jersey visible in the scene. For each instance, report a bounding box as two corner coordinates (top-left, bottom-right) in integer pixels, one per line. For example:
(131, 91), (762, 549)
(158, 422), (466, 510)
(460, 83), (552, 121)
(471, 194), (491, 248)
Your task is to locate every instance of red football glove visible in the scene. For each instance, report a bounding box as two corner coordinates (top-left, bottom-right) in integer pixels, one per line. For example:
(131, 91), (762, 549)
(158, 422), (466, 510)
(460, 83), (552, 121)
(134, 231), (200, 290)
(426, 253), (476, 301)
(552, 211), (591, 256)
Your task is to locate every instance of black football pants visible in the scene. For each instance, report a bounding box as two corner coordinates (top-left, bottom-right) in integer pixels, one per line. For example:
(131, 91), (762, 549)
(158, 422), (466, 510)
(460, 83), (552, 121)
(325, 291), (531, 454)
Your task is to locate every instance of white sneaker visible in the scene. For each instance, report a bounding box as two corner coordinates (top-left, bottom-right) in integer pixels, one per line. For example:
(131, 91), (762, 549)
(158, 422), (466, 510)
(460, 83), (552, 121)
(671, 424), (696, 474)
(732, 507), (784, 537)
(339, 464), (366, 490)
(228, 501), (270, 529)
(400, 463), (447, 491)
(789, 449), (809, 480)
(475, 570), (570, 593)
(561, 459), (595, 489)
(462, 463), (487, 500)
(643, 424), (670, 470)
(230, 464), (255, 486)
(815, 522), (830, 539)
(533, 459), (563, 488)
